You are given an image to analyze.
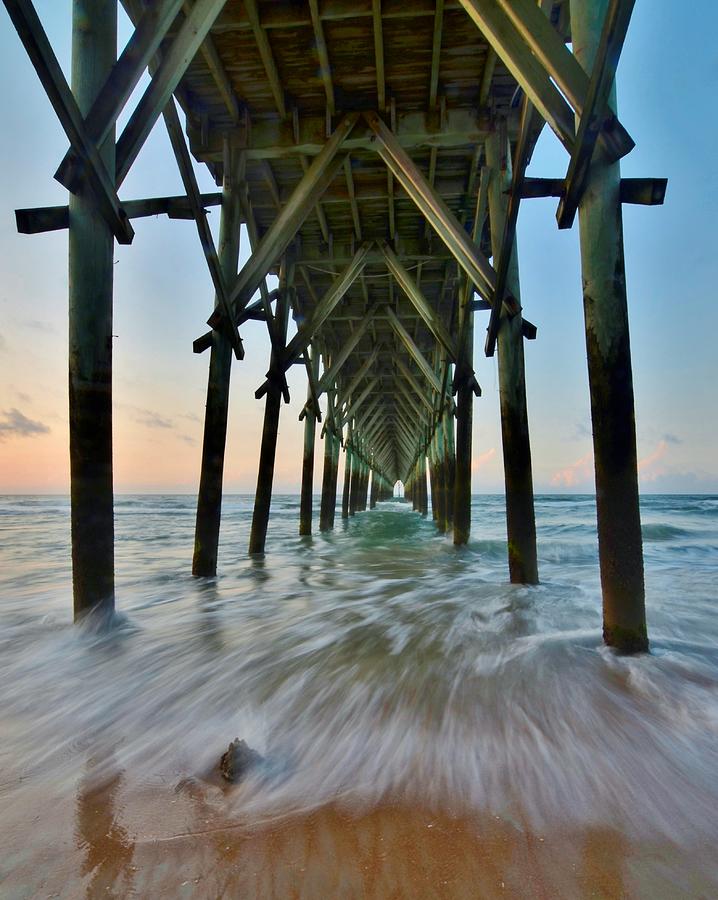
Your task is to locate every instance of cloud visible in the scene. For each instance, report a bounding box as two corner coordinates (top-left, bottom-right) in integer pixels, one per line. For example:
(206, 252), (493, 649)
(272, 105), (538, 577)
(133, 408), (174, 429)
(20, 318), (57, 335)
(551, 450), (594, 488)
(662, 433), (681, 445)
(178, 412), (200, 423)
(472, 447), (496, 473)
(638, 439), (669, 482)
(0, 408), (50, 441)
(0, 333), (6, 352)
(570, 421), (591, 441)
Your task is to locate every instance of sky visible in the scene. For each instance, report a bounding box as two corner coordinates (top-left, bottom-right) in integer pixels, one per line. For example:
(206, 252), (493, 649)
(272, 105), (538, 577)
(0, 1), (717, 494)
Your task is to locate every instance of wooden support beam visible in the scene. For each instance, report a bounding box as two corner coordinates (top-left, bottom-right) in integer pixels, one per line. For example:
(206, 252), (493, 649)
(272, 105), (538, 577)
(494, 0), (633, 162)
(372, 0), (386, 110)
(54, 0), (184, 190)
(379, 241), (458, 361)
(308, 0), (336, 115)
(619, 177), (667, 206)
(429, 0), (444, 108)
(571, 0), (646, 653)
(115, 0), (229, 186)
(478, 47), (497, 106)
(339, 344), (381, 405)
(190, 106), (492, 160)
(384, 306), (443, 395)
(280, 242), (372, 369)
(15, 192), (222, 234)
(248, 263), (293, 554)
(192, 144), (243, 577)
(184, 1), (241, 123)
(67, 0), (118, 622)
(344, 156), (363, 240)
(485, 100), (543, 357)
(243, 0), (286, 118)
(3, 0), (134, 244)
(206, 114), (359, 331)
(394, 356), (435, 415)
(341, 426), (353, 519)
(339, 377), (380, 428)
(486, 127), (538, 584)
(455, 0), (576, 153)
(319, 427), (338, 531)
(162, 97), (243, 359)
(365, 111), (512, 311)
(299, 312), (377, 418)
(557, 0), (637, 229)
(299, 350), (320, 535)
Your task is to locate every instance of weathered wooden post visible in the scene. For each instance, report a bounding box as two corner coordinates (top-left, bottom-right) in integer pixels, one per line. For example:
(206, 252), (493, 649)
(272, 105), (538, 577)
(319, 429), (335, 531)
(349, 445), (360, 515)
(435, 420), (447, 531)
(69, 0), (117, 622)
(571, 0), (647, 652)
(444, 407), (456, 529)
(420, 454), (429, 517)
(193, 144), (243, 576)
(486, 129), (538, 585)
(248, 264), (292, 554)
(329, 426), (340, 525)
(453, 297), (474, 545)
(369, 469), (378, 508)
(341, 428), (353, 519)
(299, 350), (320, 535)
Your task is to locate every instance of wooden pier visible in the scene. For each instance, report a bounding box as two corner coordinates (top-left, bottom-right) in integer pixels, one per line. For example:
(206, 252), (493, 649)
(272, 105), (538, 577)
(4, 0), (665, 652)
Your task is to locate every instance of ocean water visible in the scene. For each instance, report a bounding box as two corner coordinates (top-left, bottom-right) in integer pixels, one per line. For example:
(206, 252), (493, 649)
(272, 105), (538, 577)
(1, 493), (717, 897)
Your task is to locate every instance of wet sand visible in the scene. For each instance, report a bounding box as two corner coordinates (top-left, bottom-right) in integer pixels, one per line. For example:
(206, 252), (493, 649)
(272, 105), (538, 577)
(3, 756), (716, 899)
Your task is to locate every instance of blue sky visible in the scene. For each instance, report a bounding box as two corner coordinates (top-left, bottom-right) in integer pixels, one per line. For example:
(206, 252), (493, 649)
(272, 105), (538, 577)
(0, 0), (716, 493)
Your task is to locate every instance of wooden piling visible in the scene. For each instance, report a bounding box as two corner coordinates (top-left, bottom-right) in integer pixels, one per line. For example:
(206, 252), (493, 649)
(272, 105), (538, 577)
(69, 0), (117, 623)
(248, 268), (291, 555)
(369, 469), (378, 508)
(486, 129), (538, 585)
(329, 429), (340, 526)
(453, 320), (473, 546)
(192, 146), (242, 576)
(341, 438), (352, 519)
(299, 351), (320, 535)
(444, 408), (456, 529)
(571, 0), (647, 652)
(319, 430), (335, 531)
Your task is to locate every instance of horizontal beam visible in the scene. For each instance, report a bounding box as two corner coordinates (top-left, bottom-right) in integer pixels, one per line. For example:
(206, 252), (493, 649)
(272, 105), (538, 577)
(189, 107), (492, 161)
(16, 192), (222, 234)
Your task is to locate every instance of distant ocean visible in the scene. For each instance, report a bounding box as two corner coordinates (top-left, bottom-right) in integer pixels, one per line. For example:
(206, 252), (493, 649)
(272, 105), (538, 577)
(1, 494), (717, 896)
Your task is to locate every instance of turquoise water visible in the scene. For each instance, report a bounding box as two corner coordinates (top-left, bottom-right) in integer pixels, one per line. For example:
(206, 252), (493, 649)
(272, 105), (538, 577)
(1, 494), (717, 894)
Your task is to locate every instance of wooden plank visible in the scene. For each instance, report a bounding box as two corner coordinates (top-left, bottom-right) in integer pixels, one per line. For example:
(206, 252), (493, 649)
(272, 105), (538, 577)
(456, 0), (576, 153)
(3, 0), (134, 243)
(557, 0), (637, 229)
(183, 1), (241, 123)
(309, 0), (336, 114)
(429, 0), (444, 108)
(207, 114), (360, 330)
(372, 0), (385, 110)
(244, 0), (287, 118)
(344, 156), (362, 240)
(115, 0), (229, 186)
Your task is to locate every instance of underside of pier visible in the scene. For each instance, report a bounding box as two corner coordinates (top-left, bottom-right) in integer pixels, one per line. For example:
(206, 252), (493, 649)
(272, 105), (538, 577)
(5, 0), (666, 652)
